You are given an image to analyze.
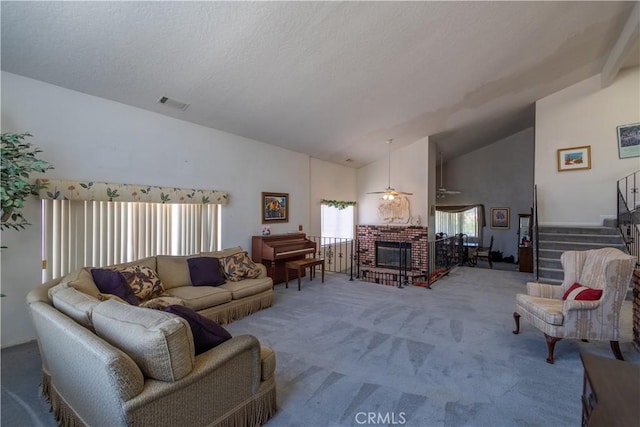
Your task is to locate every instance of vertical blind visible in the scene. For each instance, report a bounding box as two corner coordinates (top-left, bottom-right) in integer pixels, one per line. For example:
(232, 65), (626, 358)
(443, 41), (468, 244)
(41, 200), (220, 281)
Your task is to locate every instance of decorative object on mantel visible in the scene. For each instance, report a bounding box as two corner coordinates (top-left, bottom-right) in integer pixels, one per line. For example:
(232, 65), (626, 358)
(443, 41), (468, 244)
(37, 179), (229, 205)
(366, 139), (413, 200)
(320, 199), (356, 210)
(557, 145), (591, 172)
(378, 195), (411, 223)
(262, 192), (288, 223)
(616, 122), (640, 159)
(262, 226), (271, 236)
(1, 132), (54, 230)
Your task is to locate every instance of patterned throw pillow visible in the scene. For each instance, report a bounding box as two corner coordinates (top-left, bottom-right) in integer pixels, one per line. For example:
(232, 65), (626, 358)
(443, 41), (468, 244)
(220, 252), (261, 282)
(114, 265), (166, 302)
(562, 282), (603, 301)
(140, 296), (185, 310)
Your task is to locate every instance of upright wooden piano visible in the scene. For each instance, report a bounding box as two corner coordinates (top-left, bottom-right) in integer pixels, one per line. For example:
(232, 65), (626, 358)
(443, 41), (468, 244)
(252, 233), (317, 284)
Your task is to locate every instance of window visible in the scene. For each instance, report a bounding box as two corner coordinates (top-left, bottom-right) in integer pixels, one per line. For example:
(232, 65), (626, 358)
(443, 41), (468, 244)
(435, 206), (481, 242)
(41, 199), (221, 281)
(321, 204), (354, 240)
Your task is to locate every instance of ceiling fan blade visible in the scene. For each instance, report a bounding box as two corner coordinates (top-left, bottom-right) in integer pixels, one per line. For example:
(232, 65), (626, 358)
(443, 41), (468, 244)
(367, 191), (386, 194)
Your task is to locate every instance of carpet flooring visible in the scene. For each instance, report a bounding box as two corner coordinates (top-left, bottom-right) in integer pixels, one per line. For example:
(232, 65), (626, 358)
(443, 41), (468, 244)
(2, 266), (638, 427)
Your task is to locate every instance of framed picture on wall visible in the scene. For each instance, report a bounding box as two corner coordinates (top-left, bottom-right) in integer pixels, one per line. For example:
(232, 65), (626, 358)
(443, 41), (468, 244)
(490, 207), (510, 229)
(262, 192), (289, 223)
(617, 123), (640, 159)
(557, 145), (591, 172)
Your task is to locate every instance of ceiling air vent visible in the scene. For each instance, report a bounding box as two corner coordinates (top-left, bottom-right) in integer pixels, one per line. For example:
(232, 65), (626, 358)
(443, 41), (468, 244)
(157, 96), (190, 111)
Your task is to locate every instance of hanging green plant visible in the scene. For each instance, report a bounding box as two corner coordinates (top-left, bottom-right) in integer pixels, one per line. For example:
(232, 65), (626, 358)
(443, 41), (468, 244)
(1, 132), (54, 230)
(321, 199), (357, 210)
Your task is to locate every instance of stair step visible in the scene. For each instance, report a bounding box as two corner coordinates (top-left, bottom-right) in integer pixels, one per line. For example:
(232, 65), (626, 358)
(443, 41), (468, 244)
(537, 267), (564, 280)
(538, 257), (562, 268)
(537, 241), (626, 251)
(532, 278), (563, 286)
(537, 226), (620, 235)
(538, 248), (563, 256)
(533, 225), (631, 281)
(537, 233), (623, 243)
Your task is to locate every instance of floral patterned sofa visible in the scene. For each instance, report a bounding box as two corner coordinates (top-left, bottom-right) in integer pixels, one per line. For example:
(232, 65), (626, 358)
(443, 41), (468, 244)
(26, 246), (277, 426)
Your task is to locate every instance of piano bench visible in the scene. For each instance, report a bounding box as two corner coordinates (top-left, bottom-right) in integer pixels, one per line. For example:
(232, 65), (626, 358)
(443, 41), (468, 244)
(285, 258), (325, 291)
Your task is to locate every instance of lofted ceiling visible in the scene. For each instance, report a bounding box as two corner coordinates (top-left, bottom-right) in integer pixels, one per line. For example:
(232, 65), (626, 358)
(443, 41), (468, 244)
(1, 1), (638, 168)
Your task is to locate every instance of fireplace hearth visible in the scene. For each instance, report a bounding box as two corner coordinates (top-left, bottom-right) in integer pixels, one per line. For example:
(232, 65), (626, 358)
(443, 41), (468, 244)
(375, 241), (411, 270)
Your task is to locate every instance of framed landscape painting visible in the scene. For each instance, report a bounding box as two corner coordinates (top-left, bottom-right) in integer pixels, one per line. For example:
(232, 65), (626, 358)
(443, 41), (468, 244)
(617, 123), (640, 159)
(262, 192), (289, 223)
(557, 145), (591, 172)
(490, 207), (510, 229)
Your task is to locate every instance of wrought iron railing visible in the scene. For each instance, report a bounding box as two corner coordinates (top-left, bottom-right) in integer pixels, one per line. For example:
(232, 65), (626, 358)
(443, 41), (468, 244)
(534, 184), (540, 281)
(306, 236), (355, 280)
(425, 233), (472, 288)
(617, 171), (640, 265)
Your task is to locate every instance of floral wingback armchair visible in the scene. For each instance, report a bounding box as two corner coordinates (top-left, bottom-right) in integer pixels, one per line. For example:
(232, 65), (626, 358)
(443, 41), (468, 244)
(513, 247), (635, 364)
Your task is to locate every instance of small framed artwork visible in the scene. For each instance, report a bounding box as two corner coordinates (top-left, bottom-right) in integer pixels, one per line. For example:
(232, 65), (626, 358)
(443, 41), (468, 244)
(557, 146), (591, 172)
(490, 207), (510, 229)
(617, 123), (640, 159)
(262, 192), (289, 223)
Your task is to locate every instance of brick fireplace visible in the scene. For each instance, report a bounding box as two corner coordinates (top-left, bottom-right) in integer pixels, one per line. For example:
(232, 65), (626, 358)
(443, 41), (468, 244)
(356, 225), (428, 286)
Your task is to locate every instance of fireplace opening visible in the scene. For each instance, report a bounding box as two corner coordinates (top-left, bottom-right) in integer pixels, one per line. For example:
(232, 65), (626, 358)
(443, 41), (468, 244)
(375, 241), (412, 270)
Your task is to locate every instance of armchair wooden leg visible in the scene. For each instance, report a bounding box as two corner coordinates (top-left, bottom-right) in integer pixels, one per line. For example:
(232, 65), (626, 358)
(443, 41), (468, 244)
(610, 341), (624, 361)
(512, 312), (521, 334)
(544, 334), (561, 364)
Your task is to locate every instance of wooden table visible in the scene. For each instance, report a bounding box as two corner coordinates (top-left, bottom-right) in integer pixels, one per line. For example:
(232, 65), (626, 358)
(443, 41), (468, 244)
(285, 258), (325, 291)
(580, 352), (640, 426)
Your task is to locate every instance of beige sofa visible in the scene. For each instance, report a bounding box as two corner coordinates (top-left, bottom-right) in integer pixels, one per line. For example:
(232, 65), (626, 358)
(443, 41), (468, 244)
(26, 247), (277, 426)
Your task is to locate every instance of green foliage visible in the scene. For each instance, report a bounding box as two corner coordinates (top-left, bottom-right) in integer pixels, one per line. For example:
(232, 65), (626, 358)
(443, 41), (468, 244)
(321, 199), (357, 210)
(1, 132), (54, 230)
(106, 187), (119, 200)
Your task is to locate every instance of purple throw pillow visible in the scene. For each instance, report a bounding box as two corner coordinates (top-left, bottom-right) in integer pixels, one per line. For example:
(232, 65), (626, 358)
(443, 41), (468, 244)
(164, 305), (232, 355)
(187, 257), (226, 287)
(91, 268), (140, 305)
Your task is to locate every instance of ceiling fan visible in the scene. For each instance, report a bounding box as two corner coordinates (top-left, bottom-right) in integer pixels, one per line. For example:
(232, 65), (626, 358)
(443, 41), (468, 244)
(367, 139), (413, 200)
(437, 151), (461, 198)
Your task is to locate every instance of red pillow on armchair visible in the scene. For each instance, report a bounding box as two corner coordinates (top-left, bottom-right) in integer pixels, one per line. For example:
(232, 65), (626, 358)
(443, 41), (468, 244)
(562, 282), (602, 301)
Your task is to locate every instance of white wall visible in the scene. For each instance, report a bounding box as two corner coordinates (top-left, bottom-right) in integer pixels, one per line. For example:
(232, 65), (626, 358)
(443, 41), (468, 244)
(309, 158), (357, 237)
(357, 139), (428, 226)
(0, 72), (315, 347)
(535, 66), (640, 226)
(439, 128), (535, 259)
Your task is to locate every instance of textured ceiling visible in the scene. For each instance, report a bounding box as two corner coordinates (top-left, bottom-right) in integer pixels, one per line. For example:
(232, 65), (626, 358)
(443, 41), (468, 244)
(1, 1), (637, 168)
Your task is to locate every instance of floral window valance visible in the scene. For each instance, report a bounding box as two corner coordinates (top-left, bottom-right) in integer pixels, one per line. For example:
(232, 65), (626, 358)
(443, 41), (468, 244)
(37, 179), (229, 205)
(321, 199), (357, 210)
